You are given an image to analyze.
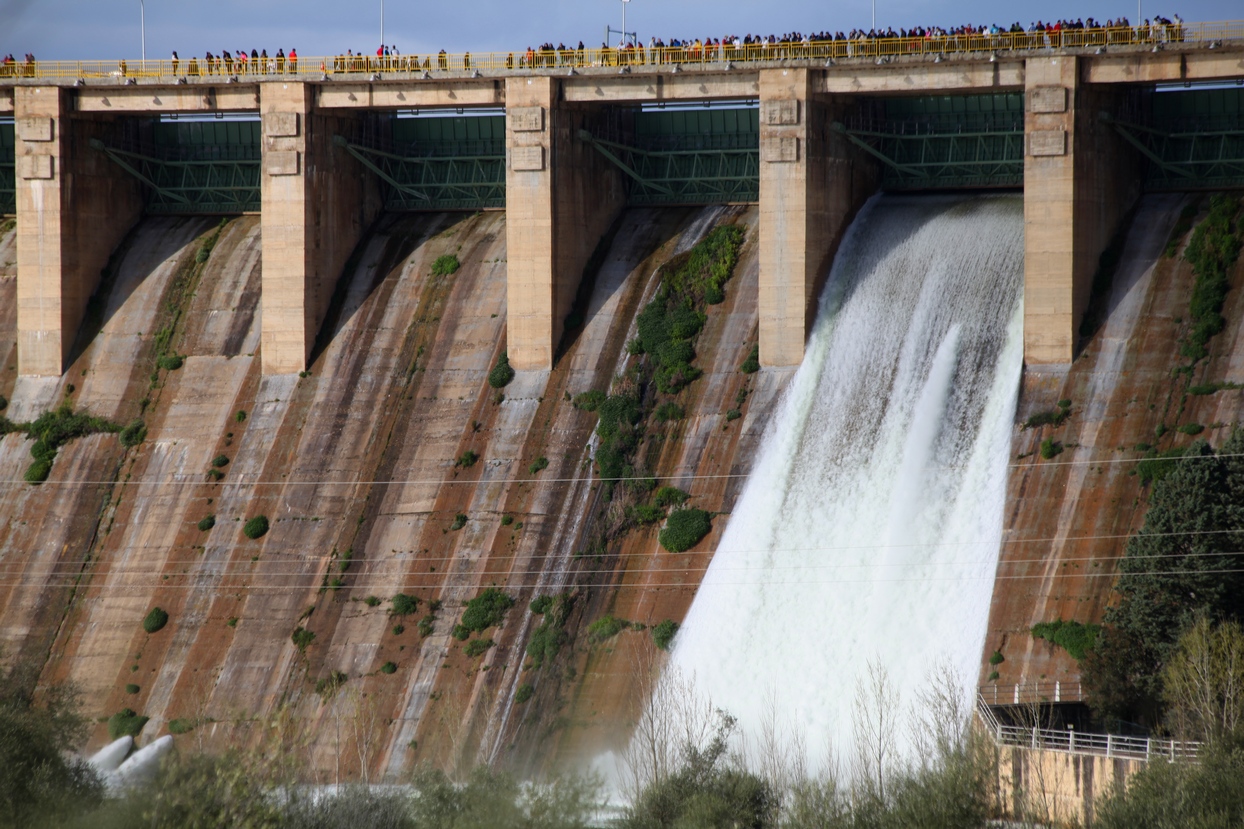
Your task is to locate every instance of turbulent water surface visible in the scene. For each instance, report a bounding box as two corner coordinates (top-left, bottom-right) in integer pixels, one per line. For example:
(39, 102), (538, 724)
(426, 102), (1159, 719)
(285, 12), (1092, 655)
(669, 194), (1025, 767)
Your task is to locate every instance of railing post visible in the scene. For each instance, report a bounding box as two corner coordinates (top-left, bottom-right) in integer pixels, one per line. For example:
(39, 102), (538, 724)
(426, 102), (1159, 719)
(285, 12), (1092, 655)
(1013, 684), (1019, 705)
(1055, 680), (1061, 702)
(1031, 727), (1038, 750)
(1146, 737), (1151, 760)
(1069, 726), (1075, 753)
(1106, 733), (1113, 758)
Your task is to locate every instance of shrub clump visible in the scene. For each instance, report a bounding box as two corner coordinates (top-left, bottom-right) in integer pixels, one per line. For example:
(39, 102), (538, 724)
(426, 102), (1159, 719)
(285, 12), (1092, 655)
(211, 454), (229, 468)
(464, 638), (495, 658)
(652, 619), (680, 651)
(655, 402), (684, 423)
(1031, 619), (1101, 660)
(1039, 438), (1063, 460)
(1181, 195), (1241, 362)
(587, 615), (628, 643)
(528, 456), (549, 475)
(197, 515), (215, 532)
(108, 708), (149, 740)
(142, 607), (169, 634)
(487, 351), (516, 389)
(431, 253), (460, 276)
(168, 718), (195, 735)
(449, 513), (468, 531)
(652, 487), (689, 509)
(379, 661), (397, 675)
(573, 390), (607, 412)
(459, 588), (515, 634)
(125, 683), (140, 695)
(1138, 445), (1188, 485)
(391, 594), (419, 617)
(514, 683), (535, 704)
(1025, 399), (1072, 429)
(989, 650), (1005, 666)
(740, 344), (760, 374)
(455, 449), (479, 468)
(157, 354), (184, 371)
(18, 403), (121, 484)
(1178, 422), (1205, 435)
(242, 515), (269, 539)
(659, 508), (713, 553)
(526, 593), (574, 670)
(119, 418), (147, 447)
(291, 627), (315, 652)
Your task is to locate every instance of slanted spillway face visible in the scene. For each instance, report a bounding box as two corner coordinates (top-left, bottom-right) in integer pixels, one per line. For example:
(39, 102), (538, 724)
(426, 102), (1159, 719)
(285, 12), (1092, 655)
(669, 194), (1024, 762)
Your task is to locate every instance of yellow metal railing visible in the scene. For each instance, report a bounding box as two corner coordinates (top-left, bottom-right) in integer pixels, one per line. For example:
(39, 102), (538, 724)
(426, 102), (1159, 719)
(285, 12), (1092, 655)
(2, 21), (1242, 82)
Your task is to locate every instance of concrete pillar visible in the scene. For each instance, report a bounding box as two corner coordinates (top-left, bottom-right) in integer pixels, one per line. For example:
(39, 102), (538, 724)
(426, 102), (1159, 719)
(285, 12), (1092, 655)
(504, 78), (626, 371)
(758, 69), (877, 367)
(1023, 57), (1140, 364)
(15, 87), (143, 376)
(259, 82), (381, 374)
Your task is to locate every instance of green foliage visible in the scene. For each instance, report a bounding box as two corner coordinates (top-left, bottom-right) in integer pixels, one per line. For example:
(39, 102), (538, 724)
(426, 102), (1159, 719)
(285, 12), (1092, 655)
(460, 588), (514, 633)
(1181, 195), (1242, 362)
(449, 513), (468, 531)
(417, 616), (435, 637)
(652, 487), (689, 509)
(652, 619), (680, 651)
(593, 394), (643, 481)
(197, 515), (215, 532)
(455, 450), (479, 468)
(631, 504), (666, 525)
(157, 354), (184, 371)
(291, 627), (315, 652)
(243, 515), (269, 539)
(391, 594), (419, 617)
(528, 456), (549, 474)
(1138, 445), (1187, 485)
(108, 708), (149, 740)
(1178, 422), (1205, 435)
(0, 395), (6, 412)
(1163, 200), (1200, 257)
(527, 593), (574, 670)
(168, 718), (195, 735)
(741, 344), (760, 374)
(211, 453), (229, 468)
(989, 650), (1004, 666)
(573, 390), (606, 412)
(464, 638), (494, 658)
(654, 402), (684, 423)
(487, 351), (516, 388)
(431, 254), (460, 277)
(987, 670), (999, 681)
(143, 607), (169, 634)
(226, 617), (238, 628)
(16, 403), (121, 485)
(124, 684), (140, 695)
(235, 409), (247, 423)
(1031, 619), (1101, 660)
(659, 509), (712, 553)
(1093, 740), (1244, 829)
(364, 596), (381, 608)
(315, 671), (348, 699)
(119, 418), (147, 447)
(24, 459), (51, 484)
(379, 661), (397, 675)
(206, 468), (224, 482)
(501, 514), (514, 526)
(725, 409), (741, 422)
(1025, 408), (1070, 429)
(587, 615), (627, 643)
(529, 595), (554, 615)
(451, 625), (470, 641)
(1039, 438), (1063, 460)
(392, 624), (405, 635)
(514, 684), (535, 704)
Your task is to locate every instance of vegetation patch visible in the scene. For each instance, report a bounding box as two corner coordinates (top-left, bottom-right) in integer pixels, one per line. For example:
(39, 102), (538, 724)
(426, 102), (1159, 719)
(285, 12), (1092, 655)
(379, 661), (397, 675)
(391, 594), (419, 617)
(449, 513), (468, 531)
(291, 627), (315, 652)
(315, 670), (348, 699)
(587, 615), (628, 643)
(652, 487), (689, 509)
(168, 718), (195, 735)
(1138, 445), (1188, 485)
(989, 650), (1004, 666)
(1178, 422), (1205, 435)
(526, 593), (574, 670)
(1039, 438), (1063, 460)
(1181, 195), (1241, 362)
(157, 354), (184, 371)
(1163, 200), (1200, 257)
(659, 509), (713, 553)
(242, 515), (269, 539)
(514, 683), (535, 704)
(108, 708), (149, 740)
(573, 390), (606, 412)
(464, 638), (495, 658)
(1024, 399), (1072, 429)
(142, 607), (169, 634)
(119, 418), (147, 448)
(12, 403), (121, 485)
(459, 588), (515, 634)
(1031, 619), (1101, 660)
(455, 450), (479, 468)
(197, 515), (215, 532)
(652, 619), (680, 651)
(740, 344), (760, 374)
(528, 456), (549, 475)
(124, 684), (140, 695)
(211, 454), (229, 468)
(431, 254), (461, 277)
(654, 402), (684, 423)
(487, 351), (516, 389)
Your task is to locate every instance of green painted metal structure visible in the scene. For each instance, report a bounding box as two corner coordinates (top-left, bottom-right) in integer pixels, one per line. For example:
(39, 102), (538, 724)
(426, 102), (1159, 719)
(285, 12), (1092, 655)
(338, 115), (506, 211)
(837, 94), (1025, 190)
(582, 108), (760, 205)
(92, 120), (261, 214)
(0, 122), (14, 216)
(1106, 88), (1244, 190)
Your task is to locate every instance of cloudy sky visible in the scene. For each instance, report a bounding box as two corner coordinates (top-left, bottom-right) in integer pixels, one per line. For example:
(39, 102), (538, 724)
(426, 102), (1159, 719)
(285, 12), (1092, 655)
(2, 0), (1238, 60)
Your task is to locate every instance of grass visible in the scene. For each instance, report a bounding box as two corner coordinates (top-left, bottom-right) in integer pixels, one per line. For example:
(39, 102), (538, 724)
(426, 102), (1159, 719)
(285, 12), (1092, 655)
(364, 596), (381, 608)
(655, 402), (685, 423)
(652, 487), (689, 508)
(488, 351), (516, 389)
(291, 627), (315, 652)
(526, 593), (573, 670)
(515, 683), (535, 704)
(108, 709), (149, 740)
(431, 254), (460, 276)
(464, 638), (495, 658)
(142, 607), (169, 634)
(243, 515), (269, 539)
(528, 456), (549, 475)
(1138, 445), (1187, 485)
(1178, 422), (1205, 435)
(456, 450), (479, 468)
(652, 619), (679, 651)
(587, 615), (627, 643)
(417, 616), (435, 637)
(168, 718), (195, 735)
(1181, 195), (1241, 362)
(460, 588), (515, 633)
(573, 390), (607, 412)
(659, 509), (712, 553)
(1031, 620), (1101, 660)
(391, 594), (419, 616)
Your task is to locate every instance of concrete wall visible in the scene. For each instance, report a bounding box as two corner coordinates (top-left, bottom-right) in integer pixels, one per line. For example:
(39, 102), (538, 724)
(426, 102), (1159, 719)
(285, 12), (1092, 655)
(505, 77), (626, 370)
(997, 745), (1141, 826)
(759, 69), (877, 367)
(14, 86), (143, 376)
(259, 82), (382, 374)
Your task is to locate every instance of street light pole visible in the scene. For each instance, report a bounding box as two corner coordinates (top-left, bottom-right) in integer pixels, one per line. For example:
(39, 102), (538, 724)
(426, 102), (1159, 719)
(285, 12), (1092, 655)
(140, 0), (146, 63)
(381, 0), (385, 49)
(872, 0), (876, 32)
(621, 0), (630, 47)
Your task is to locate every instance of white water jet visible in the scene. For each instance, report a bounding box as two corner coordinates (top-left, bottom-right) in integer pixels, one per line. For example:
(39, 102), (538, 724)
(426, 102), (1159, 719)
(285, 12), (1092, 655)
(88, 736), (133, 774)
(667, 194), (1025, 768)
(109, 735), (173, 790)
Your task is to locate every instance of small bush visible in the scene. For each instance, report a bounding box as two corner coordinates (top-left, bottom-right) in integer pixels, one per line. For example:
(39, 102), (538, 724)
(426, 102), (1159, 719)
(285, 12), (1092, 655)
(315, 671), (348, 698)
(725, 409), (741, 422)
(652, 620), (679, 651)
(1178, 422), (1205, 435)
(1057, 399), (1073, 409)
(125, 684), (140, 695)
(460, 588), (515, 633)
(119, 418), (147, 447)
(391, 594), (419, 616)
(206, 468), (224, 481)
(631, 504), (665, 525)
(24, 459), (51, 484)
(1156, 422), (1168, 438)
(487, 351), (516, 388)
(379, 661), (397, 675)
(529, 595), (554, 615)
(451, 624), (470, 641)
(987, 670), (1000, 682)
(108, 708), (149, 740)
(364, 595), (381, 608)
(989, 650), (1005, 666)
(431, 254), (460, 276)
(1025, 409), (1069, 429)
(1031, 619), (1101, 660)
(143, 607), (169, 634)
(573, 390), (607, 412)
(740, 344), (760, 374)
(235, 409), (247, 422)
(456, 450), (479, 468)
(655, 402), (685, 423)
(226, 617), (238, 627)
(243, 515), (269, 539)
(652, 486), (689, 509)
(515, 683), (535, 704)
(464, 638), (495, 658)
(211, 454), (229, 468)
(418, 616), (435, 637)
(450, 513), (468, 531)
(1138, 446), (1187, 484)
(501, 515), (514, 526)
(168, 718), (195, 735)
(528, 456), (549, 474)
(157, 354), (184, 371)
(392, 624), (405, 635)
(1039, 438), (1063, 460)
(588, 615), (627, 643)
(197, 514), (215, 532)
(291, 627), (315, 652)
(1189, 383), (1221, 395)
(659, 508), (712, 553)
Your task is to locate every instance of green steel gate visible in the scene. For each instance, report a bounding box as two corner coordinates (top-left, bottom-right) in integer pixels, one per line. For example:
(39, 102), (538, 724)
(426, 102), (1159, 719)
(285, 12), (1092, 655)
(1106, 88), (1244, 190)
(92, 119), (261, 214)
(836, 94), (1025, 190)
(336, 115), (506, 211)
(0, 122), (14, 216)
(581, 108), (760, 205)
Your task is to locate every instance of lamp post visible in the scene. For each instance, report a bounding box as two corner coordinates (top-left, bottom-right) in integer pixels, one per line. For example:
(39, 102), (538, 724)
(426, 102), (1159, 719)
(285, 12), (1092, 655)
(381, 0), (385, 50)
(621, 0), (630, 47)
(140, 0), (146, 63)
(871, 0), (875, 32)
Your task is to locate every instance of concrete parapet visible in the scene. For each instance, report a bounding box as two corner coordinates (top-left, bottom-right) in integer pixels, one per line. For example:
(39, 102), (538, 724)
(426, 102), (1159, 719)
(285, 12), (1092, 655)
(504, 77), (626, 370)
(758, 69), (877, 367)
(996, 743), (1139, 826)
(15, 86), (144, 376)
(259, 82), (382, 374)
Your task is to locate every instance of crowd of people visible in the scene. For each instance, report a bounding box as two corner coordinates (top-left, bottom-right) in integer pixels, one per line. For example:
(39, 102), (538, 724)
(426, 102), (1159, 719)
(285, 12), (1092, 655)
(0, 53), (37, 77)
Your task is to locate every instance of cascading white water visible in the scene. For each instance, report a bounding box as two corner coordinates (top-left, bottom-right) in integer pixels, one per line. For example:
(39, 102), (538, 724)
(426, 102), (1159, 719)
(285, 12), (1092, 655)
(668, 193), (1025, 767)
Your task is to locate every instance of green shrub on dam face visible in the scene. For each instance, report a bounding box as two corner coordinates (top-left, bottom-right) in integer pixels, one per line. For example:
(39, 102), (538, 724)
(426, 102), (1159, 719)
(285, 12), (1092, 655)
(659, 508), (712, 553)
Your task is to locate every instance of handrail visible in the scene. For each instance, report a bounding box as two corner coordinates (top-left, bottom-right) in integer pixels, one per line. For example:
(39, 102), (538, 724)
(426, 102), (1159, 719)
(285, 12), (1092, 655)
(979, 680), (1084, 706)
(0, 21), (1242, 82)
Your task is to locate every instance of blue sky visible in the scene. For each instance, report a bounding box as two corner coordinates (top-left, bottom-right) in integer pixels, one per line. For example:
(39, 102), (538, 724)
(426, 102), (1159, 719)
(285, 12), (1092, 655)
(2, 0), (1238, 60)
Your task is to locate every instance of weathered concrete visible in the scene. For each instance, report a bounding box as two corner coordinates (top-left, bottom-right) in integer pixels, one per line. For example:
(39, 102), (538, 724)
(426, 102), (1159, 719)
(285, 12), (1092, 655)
(1023, 57), (1141, 364)
(821, 59), (1025, 94)
(758, 69), (878, 366)
(75, 85), (260, 113)
(504, 77), (626, 370)
(14, 86), (144, 375)
(996, 743), (1140, 826)
(259, 81), (382, 374)
(316, 81), (504, 109)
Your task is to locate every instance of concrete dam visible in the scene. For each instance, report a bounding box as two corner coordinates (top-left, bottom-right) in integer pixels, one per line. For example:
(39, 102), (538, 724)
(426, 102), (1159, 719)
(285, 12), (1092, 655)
(1, 26), (1244, 800)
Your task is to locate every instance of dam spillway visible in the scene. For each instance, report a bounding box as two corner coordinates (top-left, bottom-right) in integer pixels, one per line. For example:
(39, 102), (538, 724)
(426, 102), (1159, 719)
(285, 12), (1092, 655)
(670, 194), (1025, 765)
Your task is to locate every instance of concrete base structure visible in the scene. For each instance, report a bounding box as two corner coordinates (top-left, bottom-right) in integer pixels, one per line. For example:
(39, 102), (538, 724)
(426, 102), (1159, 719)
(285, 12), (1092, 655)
(1023, 57), (1142, 364)
(14, 87), (144, 376)
(996, 744), (1140, 826)
(259, 83), (383, 375)
(504, 77), (627, 371)
(758, 68), (878, 367)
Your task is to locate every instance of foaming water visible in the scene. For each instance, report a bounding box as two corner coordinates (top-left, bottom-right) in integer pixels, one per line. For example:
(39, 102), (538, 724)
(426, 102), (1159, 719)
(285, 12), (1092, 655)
(667, 194), (1025, 766)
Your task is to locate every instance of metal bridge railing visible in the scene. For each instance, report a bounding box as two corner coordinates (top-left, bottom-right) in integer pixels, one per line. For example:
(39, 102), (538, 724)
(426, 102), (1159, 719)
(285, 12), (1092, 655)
(979, 681), (1084, 706)
(2, 21), (1243, 82)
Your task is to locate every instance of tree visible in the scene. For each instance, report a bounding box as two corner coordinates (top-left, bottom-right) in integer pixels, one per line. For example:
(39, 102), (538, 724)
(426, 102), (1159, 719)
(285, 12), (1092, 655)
(1163, 617), (1244, 742)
